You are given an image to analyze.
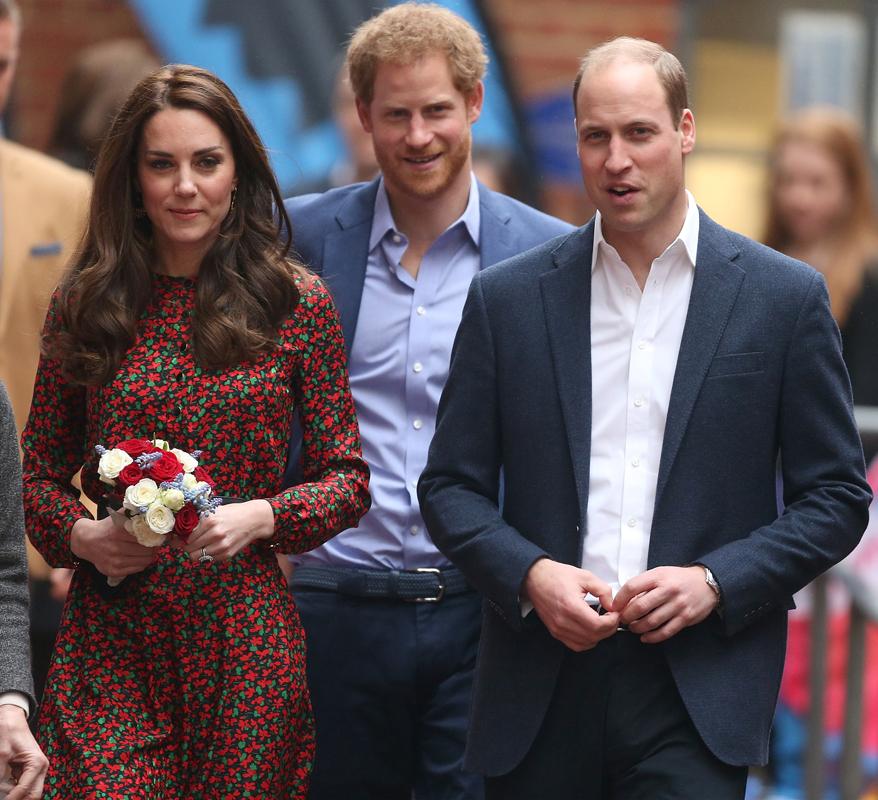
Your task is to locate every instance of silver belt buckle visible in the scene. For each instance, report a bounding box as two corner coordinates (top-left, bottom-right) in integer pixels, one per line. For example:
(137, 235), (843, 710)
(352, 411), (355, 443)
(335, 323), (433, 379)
(413, 567), (445, 603)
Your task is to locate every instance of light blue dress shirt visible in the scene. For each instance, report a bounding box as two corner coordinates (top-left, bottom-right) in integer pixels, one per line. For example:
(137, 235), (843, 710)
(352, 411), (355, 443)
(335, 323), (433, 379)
(296, 175), (481, 570)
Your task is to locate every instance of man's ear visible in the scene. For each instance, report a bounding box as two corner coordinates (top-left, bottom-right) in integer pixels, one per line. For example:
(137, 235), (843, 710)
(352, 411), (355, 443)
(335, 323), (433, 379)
(466, 81), (485, 125)
(356, 97), (373, 134)
(679, 108), (696, 155)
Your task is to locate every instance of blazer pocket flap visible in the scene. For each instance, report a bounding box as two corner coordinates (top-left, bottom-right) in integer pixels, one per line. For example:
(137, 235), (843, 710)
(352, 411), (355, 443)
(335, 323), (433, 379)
(707, 351), (765, 378)
(29, 242), (63, 257)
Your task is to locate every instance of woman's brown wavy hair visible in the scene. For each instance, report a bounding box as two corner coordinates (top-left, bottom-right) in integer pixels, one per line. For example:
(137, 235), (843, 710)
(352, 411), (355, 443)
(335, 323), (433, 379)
(49, 64), (305, 385)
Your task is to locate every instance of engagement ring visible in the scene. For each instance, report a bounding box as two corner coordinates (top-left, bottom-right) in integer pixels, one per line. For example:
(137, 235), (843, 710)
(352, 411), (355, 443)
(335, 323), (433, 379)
(199, 547), (214, 565)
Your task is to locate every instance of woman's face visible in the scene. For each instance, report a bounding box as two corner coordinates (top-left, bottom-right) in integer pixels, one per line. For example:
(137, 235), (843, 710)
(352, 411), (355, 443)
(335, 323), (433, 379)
(137, 107), (237, 270)
(773, 139), (849, 246)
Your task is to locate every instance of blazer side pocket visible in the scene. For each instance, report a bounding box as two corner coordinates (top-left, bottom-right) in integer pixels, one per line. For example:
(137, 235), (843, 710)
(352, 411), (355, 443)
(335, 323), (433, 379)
(706, 351), (766, 379)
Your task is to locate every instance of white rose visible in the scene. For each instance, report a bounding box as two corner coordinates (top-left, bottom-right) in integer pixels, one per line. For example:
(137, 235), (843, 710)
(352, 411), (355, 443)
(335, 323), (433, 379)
(181, 473), (198, 490)
(145, 501), (176, 535)
(160, 488), (185, 511)
(171, 448), (198, 473)
(130, 513), (166, 547)
(97, 448), (133, 484)
(123, 479), (160, 512)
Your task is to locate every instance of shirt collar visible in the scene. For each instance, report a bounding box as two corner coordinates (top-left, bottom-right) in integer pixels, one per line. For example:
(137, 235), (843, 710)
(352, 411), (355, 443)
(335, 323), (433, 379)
(591, 189), (700, 272)
(369, 173), (481, 251)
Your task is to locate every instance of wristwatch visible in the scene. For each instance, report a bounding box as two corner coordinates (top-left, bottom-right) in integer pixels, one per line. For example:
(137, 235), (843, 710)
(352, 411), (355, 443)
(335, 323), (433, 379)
(701, 565), (722, 610)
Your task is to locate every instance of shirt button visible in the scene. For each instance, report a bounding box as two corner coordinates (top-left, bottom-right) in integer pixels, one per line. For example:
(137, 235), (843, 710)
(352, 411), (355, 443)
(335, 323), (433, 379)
(412, 362), (423, 373)
(637, 340), (647, 350)
(624, 286), (633, 296)
(627, 518), (637, 528)
(634, 397), (645, 408)
(413, 419), (423, 430)
(416, 305), (426, 316)
(631, 457), (640, 467)
(410, 525), (420, 536)
(392, 233), (402, 244)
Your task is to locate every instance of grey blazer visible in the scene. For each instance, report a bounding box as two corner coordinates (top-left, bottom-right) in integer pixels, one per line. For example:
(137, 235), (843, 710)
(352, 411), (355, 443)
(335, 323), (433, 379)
(0, 381), (34, 710)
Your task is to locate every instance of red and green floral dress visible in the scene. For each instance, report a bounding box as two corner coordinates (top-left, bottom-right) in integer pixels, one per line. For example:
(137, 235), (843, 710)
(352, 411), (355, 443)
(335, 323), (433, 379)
(21, 274), (370, 799)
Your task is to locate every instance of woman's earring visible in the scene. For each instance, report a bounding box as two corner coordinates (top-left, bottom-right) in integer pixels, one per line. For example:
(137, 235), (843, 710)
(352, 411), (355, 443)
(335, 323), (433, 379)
(229, 187), (237, 213)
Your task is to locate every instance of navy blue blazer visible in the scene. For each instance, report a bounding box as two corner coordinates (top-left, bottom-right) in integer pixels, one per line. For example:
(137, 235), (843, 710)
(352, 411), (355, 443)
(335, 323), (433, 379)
(281, 178), (573, 487)
(419, 211), (872, 773)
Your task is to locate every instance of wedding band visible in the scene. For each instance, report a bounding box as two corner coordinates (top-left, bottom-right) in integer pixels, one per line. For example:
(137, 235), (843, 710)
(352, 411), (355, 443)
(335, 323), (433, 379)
(198, 547), (214, 565)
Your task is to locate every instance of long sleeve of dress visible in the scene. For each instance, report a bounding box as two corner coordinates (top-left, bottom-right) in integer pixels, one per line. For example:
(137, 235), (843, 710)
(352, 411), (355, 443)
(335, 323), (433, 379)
(21, 297), (89, 568)
(267, 277), (370, 552)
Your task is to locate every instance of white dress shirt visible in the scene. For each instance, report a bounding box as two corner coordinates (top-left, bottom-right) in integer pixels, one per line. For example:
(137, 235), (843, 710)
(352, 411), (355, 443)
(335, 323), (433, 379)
(585, 192), (699, 594)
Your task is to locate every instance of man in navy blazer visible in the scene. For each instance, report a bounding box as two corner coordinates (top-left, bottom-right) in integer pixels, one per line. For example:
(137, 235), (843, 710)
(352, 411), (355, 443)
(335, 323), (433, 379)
(281, 5), (572, 798)
(419, 37), (872, 799)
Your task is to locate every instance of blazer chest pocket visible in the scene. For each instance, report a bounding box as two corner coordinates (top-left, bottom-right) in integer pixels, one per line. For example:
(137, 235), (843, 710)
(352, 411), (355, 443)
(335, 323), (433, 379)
(706, 351), (765, 379)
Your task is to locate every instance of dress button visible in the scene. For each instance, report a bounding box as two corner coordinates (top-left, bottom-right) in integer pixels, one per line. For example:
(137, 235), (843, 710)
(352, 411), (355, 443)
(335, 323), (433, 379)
(416, 306), (426, 316)
(410, 525), (420, 535)
(634, 397), (645, 408)
(392, 234), (403, 244)
(412, 362), (423, 373)
(627, 518), (637, 528)
(413, 419), (423, 430)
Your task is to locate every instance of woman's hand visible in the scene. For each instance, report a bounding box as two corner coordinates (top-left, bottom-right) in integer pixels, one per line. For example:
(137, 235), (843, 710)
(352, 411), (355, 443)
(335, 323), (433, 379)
(70, 516), (156, 579)
(178, 500), (275, 563)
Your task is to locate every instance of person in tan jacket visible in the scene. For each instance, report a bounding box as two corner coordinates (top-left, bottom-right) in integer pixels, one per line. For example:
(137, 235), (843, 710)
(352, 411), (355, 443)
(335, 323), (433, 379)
(0, 0), (90, 717)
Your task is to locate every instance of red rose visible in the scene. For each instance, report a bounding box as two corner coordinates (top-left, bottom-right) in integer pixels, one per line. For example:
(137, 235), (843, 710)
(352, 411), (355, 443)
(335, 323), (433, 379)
(117, 463), (145, 488)
(173, 504), (200, 542)
(149, 451), (183, 483)
(193, 465), (216, 489)
(115, 439), (158, 458)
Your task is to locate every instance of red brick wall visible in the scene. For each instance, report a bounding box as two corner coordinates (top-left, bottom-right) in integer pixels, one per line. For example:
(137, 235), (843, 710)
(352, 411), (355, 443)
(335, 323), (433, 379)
(12, 0), (155, 149)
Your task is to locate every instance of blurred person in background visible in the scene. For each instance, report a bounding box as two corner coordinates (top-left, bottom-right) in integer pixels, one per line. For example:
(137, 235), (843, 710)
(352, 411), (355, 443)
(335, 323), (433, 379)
(763, 107), (878, 800)
(0, 0), (91, 711)
(765, 107), (878, 410)
(283, 4), (572, 798)
(47, 38), (159, 172)
(288, 58), (379, 195)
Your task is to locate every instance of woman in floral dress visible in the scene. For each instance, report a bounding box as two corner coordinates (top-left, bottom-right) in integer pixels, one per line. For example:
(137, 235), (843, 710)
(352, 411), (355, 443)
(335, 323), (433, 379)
(20, 65), (370, 799)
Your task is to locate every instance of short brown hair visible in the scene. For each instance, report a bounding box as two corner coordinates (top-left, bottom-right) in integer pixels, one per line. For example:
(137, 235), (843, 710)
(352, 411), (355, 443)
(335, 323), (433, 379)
(572, 37), (689, 129)
(347, 2), (487, 105)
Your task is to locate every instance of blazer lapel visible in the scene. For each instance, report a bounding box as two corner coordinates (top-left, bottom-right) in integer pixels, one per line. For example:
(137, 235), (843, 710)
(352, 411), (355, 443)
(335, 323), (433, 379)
(478, 183), (515, 268)
(539, 225), (595, 537)
(319, 181), (379, 349)
(654, 211), (745, 510)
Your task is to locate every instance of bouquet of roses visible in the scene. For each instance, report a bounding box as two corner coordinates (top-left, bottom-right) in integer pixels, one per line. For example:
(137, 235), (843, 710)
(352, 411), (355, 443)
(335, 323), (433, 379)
(94, 438), (222, 584)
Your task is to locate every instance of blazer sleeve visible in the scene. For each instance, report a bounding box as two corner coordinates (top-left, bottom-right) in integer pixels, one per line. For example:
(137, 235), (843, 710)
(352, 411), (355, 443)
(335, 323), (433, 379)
(700, 272), (872, 635)
(0, 382), (35, 707)
(419, 274), (549, 630)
